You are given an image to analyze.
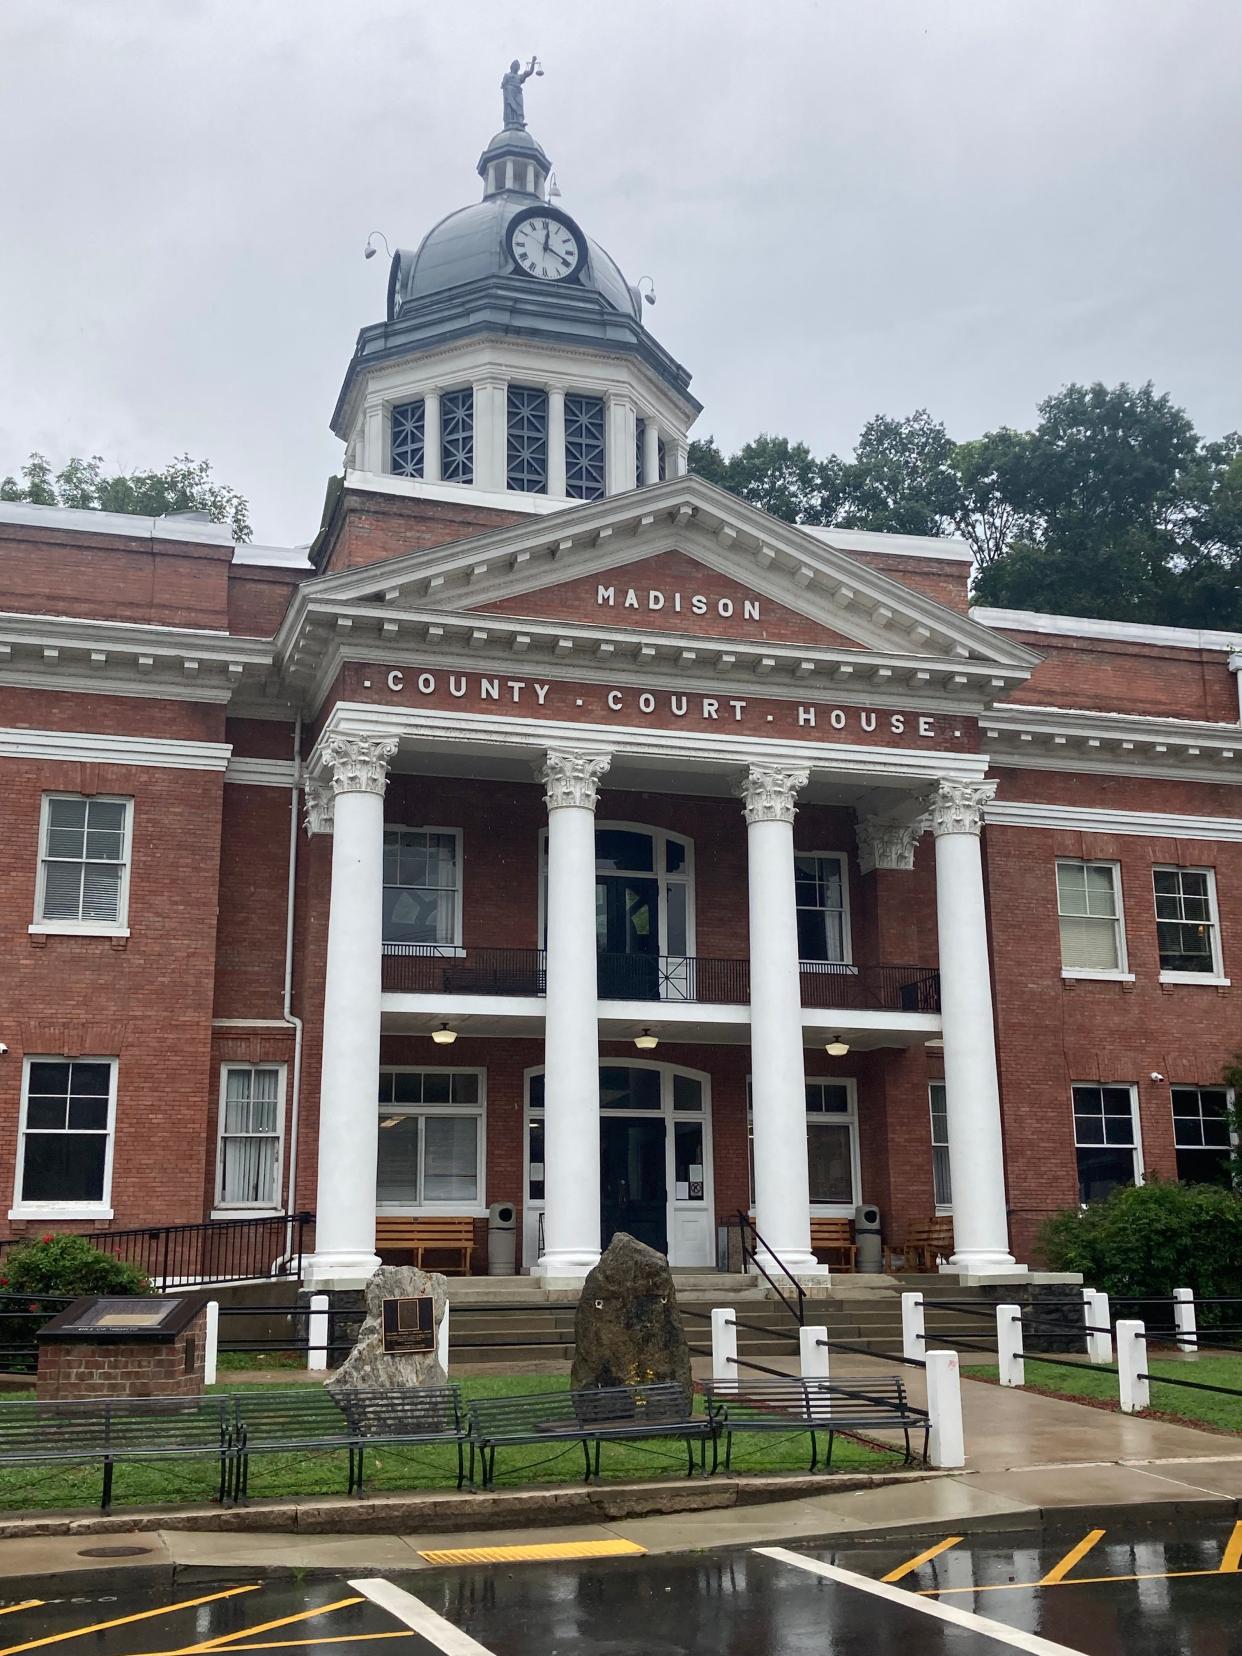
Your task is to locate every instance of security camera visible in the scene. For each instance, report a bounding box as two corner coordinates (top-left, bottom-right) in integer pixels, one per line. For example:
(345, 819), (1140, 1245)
(1150, 1071), (1165, 1083)
(0, 1043), (8, 1056)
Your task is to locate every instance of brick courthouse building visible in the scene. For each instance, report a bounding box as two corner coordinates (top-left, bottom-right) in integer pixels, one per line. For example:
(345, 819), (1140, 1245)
(2, 91), (1239, 1290)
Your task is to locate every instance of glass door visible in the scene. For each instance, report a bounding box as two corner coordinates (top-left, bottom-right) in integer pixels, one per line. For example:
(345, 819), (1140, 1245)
(596, 874), (660, 998)
(600, 1116), (668, 1253)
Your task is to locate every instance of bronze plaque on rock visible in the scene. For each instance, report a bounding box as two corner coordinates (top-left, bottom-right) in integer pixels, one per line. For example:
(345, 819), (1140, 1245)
(381, 1295), (435, 1354)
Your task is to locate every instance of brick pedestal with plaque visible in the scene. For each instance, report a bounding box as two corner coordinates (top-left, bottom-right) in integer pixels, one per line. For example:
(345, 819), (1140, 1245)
(36, 1295), (207, 1400)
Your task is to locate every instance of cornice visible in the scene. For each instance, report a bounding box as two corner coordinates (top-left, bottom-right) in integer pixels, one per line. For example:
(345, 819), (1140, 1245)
(973, 606), (1242, 654)
(225, 756), (298, 787)
(0, 726), (231, 772)
(983, 704), (1242, 783)
(986, 799), (1242, 842)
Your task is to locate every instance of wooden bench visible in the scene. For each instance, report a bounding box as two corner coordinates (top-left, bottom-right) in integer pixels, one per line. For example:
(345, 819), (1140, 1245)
(810, 1217), (857, 1270)
(702, 1376), (929, 1471)
(0, 1394), (232, 1512)
(466, 1382), (715, 1488)
(884, 1217), (955, 1273)
(375, 1216), (476, 1274)
(231, 1385), (466, 1500)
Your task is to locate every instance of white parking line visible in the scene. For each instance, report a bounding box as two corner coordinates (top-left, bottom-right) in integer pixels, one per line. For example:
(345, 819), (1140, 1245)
(755, 1547), (1088, 1655)
(347, 1581), (494, 1656)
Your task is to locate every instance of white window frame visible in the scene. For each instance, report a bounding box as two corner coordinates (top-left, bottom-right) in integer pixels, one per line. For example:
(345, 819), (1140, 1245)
(30, 793), (133, 938)
(746, 1075), (861, 1216)
(376, 1067), (486, 1216)
(928, 1081), (952, 1213)
(10, 1056), (118, 1220)
(1071, 1082), (1144, 1204)
(1055, 858), (1131, 981)
(1154, 865), (1228, 985)
(794, 851), (853, 969)
(213, 1063), (286, 1216)
(538, 822), (697, 958)
(381, 825), (464, 956)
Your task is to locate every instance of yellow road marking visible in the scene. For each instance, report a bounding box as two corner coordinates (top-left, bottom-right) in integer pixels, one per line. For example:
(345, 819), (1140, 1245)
(418, 1538), (646, 1566)
(165, 1638), (412, 1653)
(0, 1612), (43, 1623)
(0, 1586), (260, 1656)
(1221, 1520), (1242, 1573)
(1040, 1529), (1105, 1586)
(140, 1597), (365, 1656)
(922, 1565), (1242, 1596)
(882, 1536), (963, 1583)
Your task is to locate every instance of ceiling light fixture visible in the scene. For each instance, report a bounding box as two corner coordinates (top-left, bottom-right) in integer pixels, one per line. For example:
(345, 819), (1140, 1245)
(824, 1035), (850, 1058)
(431, 1023), (458, 1046)
(634, 1028), (659, 1050)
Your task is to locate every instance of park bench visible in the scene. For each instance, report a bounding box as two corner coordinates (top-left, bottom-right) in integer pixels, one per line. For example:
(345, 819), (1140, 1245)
(375, 1215), (476, 1274)
(702, 1376), (929, 1471)
(466, 1382), (715, 1488)
(0, 1393), (231, 1512)
(809, 1217), (858, 1270)
(230, 1385), (466, 1500)
(884, 1217), (955, 1273)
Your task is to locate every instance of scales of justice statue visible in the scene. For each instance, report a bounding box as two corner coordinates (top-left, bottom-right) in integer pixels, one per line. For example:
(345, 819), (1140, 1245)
(501, 55), (543, 130)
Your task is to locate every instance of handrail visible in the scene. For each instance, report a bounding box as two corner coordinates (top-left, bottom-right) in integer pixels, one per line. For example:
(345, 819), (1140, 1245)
(736, 1210), (805, 1326)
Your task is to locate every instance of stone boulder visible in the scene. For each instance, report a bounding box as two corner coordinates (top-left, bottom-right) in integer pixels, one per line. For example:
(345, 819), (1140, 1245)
(571, 1232), (692, 1395)
(327, 1265), (448, 1395)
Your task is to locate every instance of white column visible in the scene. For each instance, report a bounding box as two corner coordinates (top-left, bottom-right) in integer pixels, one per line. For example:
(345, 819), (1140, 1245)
(641, 416), (661, 487)
(423, 388), (442, 483)
(737, 765), (825, 1279)
(303, 732), (398, 1289)
(927, 778), (1018, 1273)
(537, 749), (610, 1284)
(547, 388), (567, 498)
(673, 438), (689, 478)
(605, 393), (637, 495)
(473, 377), (508, 492)
(363, 401), (384, 474)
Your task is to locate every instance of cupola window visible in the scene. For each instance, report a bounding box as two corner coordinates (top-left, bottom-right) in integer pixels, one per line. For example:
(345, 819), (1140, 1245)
(506, 386), (549, 493)
(565, 393), (606, 500)
(390, 399), (426, 478)
(441, 388), (475, 484)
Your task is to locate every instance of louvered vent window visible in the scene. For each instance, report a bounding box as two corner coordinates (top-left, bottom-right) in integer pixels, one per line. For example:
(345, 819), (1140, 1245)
(565, 393), (606, 500)
(506, 386), (549, 493)
(390, 400), (425, 477)
(441, 388), (474, 484)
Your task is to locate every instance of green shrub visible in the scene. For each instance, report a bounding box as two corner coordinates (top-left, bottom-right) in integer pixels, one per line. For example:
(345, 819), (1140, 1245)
(0, 1235), (151, 1371)
(1040, 1178), (1242, 1327)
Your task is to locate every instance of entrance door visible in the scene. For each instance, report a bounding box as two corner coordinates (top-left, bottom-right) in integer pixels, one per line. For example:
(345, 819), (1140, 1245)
(600, 1117), (668, 1253)
(596, 875), (660, 999)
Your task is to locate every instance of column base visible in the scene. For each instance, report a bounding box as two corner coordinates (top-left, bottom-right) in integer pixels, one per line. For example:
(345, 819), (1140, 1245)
(536, 1249), (601, 1288)
(943, 1252), (1024, 1278)
(755, 1249), (830, 1284)
(302, 1250), (382, 1291)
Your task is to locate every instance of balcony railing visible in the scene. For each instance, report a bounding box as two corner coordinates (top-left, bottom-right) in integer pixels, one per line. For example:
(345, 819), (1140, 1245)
(382, 945), (940, 1013)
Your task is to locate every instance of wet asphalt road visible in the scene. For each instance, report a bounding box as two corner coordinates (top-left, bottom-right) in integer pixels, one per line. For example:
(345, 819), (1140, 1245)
(4, 1521), (1241, 1654)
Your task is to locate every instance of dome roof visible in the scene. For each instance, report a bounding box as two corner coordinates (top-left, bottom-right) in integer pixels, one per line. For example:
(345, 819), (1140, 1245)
(388, 196), (640, 324)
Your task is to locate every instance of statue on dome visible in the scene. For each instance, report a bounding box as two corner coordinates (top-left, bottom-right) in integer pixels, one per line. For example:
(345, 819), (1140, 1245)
(501, 56), (541, 129)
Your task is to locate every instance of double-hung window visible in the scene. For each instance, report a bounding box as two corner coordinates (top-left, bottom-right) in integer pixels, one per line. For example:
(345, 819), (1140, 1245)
(382, 828), (462, 949)
(1171, 1086), (1234, 1187)
(1056, 859), (1126, 974)
(929, 1082), (952, 1209)
(1154, 867), (1223, 979)
(1072, 1084), (1141, 1203)
(794, 854), (849, 964)
(35, 795), (131, 932)
(217, 1065), (284, 1209)
(376, 1070), (484, 1210)
(747, 1078), (859, 1211)
(14, 1059), (116, 1214)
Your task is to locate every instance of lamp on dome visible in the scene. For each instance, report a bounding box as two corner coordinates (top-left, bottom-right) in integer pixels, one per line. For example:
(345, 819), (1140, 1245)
(431, 1023), (458, 1046)
(824, 1035), (850, 1058)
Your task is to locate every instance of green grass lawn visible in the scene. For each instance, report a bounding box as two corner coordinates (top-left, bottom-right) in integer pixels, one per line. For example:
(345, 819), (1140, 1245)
(0, 1374), (906, 1516)
(963, 1354), (1242, 1434)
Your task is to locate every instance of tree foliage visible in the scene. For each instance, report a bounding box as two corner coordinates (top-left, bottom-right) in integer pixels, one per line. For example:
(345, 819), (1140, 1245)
(1, 452), (252, 541)
(691, 382), (1242, 628)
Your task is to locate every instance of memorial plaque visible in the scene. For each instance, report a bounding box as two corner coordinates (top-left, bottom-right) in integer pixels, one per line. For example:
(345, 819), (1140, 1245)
(381, 1295), (435, 1354)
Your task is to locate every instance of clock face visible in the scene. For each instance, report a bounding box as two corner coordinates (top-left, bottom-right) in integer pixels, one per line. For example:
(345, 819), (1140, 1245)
(509, 213), (583, 282)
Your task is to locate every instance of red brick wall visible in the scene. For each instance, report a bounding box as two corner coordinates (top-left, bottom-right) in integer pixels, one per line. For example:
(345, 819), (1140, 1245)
(999, 630), (1236, 722)
(0, 522), (231, 629)
(315, 490), (525, 574)
(228, 565), (308, 638)
(843, 552), (971, 613)
(37, 1317), (206, 1399)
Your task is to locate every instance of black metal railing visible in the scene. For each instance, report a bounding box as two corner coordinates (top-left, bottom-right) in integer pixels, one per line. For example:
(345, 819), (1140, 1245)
(0, 1212), (314, 1291)
(737, 1209), (805, 1326)
(382, 943), (940, 1013)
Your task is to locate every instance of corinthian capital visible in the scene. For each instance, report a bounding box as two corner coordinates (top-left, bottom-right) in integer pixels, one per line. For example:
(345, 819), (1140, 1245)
(735, 765), (809, 826)
(539, 749), (611, 812)
(856, 816), (921, 874)
(302, 777), (335, 837)
(320, 732), (399, 797)
(925, 778), (997, 838)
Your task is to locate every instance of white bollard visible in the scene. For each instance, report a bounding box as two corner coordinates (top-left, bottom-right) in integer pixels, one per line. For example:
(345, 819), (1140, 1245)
(1116, 1319), (1150, 1413)
(1083, 1289), (1113, 1365)
(1173, 1288), (1198, 1359)
(996, 1302), (1025, 1388)
(711, 1308), (738, 1385)
(437, 1303), (451, 1375)
(203, 1299), (219, 1388)
(307, 1292), (330, 1372)
(925, 1349), (965, 1468)
(901, 1291), (926, 1363)
(800, 1324), (830, 1380)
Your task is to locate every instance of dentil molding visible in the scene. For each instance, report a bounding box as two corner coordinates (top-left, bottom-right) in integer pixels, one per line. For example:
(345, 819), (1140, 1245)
(736, 765), (809, 825)
(320, 733), (399, 797)
(856, 816), (921, 873)
(925, 778), (997, 837)
(539, 749), (611, 811)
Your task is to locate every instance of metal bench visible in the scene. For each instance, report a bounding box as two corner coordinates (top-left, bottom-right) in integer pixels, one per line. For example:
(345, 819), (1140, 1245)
(231, 1385), (466, 1500)
(375, 1215), (476, 1274)
(702, 1376), (929, 1471)
(0, 1394), (232, 1512)
(466, 1382), (715, 1488)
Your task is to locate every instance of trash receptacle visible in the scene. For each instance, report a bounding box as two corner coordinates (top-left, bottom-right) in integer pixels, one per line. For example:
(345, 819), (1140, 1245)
(855, 1203), (883, 1274)
(487, 1201), (518, 1276)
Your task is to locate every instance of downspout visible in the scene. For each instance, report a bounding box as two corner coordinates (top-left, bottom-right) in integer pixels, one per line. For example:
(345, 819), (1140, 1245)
(1230, 652), (1242, 724)
(280, 713), (305, 1270)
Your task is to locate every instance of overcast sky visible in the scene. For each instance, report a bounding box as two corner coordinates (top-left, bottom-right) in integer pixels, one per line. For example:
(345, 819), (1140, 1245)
(2, 1), (1239, 546)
